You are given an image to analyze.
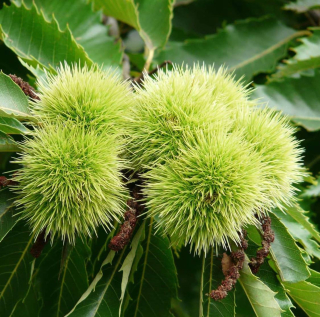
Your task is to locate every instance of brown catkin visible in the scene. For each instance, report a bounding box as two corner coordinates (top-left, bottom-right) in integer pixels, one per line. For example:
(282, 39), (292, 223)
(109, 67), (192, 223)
(249, 216), (275, 274)
(9, 74), (39, 100)
(209, 231), (248, 301)
(109, 185), (144, 251)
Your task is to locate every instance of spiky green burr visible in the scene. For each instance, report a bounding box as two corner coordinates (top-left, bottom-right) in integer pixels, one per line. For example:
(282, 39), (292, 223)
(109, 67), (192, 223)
(31, 64), (132, 131)
(132, 64), (304, 253)
(127, 65), (246, 170)
(13, 122), (127, 243)
(233, 107), (304, 210)
(13, 64), (132, 243)
(144, 130), (266, 254)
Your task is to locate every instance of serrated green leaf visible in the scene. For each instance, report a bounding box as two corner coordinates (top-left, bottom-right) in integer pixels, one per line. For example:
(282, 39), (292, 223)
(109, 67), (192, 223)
(0, 117), (29, 134)
(235, 283), (256, 317)
(284, 0), (320, 12)
(302, 175), (320, 198)
(283, 279), (320, 317)
(238, 257), (282, 317)
(269, 212), (310, 283)
(171, 247), (202, 317)
(157, 17), (305, 81)
(0, 221), (35, 316)
(66, 249), (125, 316)
(0, 188), (17, 243)
(18, 58), (48, 82)
(273, 208), (320, 259)
(94, 0), (139, 29)
(119, 223), (145, 315)
(19, 0), (123, 70)
(286, 204), (320, 243)
(246, 224), (263, 246)
(253, 70), (320, 131)
(36, 239), (90, 317)
(93, 0), (174, 50)
(125, 218), (178, 317)
(272, 29), (320, 79)
(0, 131), (20, 152)
(201, 248), (235, 317)
(307, 269), (320, 288)
(10, 283), (42, 317)
(0, 2), (92, 72)
(257, 261), (295, 317)
(0, 72), (31, 120)
(87, 225), (116, 279)
(172, 0), (290, 37)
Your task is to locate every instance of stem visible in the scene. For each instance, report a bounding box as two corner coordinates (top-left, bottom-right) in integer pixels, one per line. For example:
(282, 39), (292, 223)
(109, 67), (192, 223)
(133, 60), (172, 86)
(108, 182), (144, 251)
(143, 48), (155, 72)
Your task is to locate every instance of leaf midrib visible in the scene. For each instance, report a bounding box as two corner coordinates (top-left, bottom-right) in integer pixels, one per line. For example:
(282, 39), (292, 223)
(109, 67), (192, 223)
(56, 251), (70, 317)
(238, 267), (280, 317)
(133, 218), (154, 317)
(0, 231), (35, 301)
(229, 30), (310, 73)
(92, 248), (126, 316)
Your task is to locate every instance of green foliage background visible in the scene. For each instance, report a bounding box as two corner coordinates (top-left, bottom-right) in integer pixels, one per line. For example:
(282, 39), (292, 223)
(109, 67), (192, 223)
(1, 0), (320, 316)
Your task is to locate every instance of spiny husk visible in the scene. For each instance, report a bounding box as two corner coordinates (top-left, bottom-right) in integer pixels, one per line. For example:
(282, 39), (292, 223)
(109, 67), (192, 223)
(127, 64), (250, 170)
(143, 130), (265, 254)
(13, 64), (132, 243)
(233, 106), (304, 210)
(31, 63), (132, 131)
(13, 122), (127, 243)
(132, 64), (304, 254)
